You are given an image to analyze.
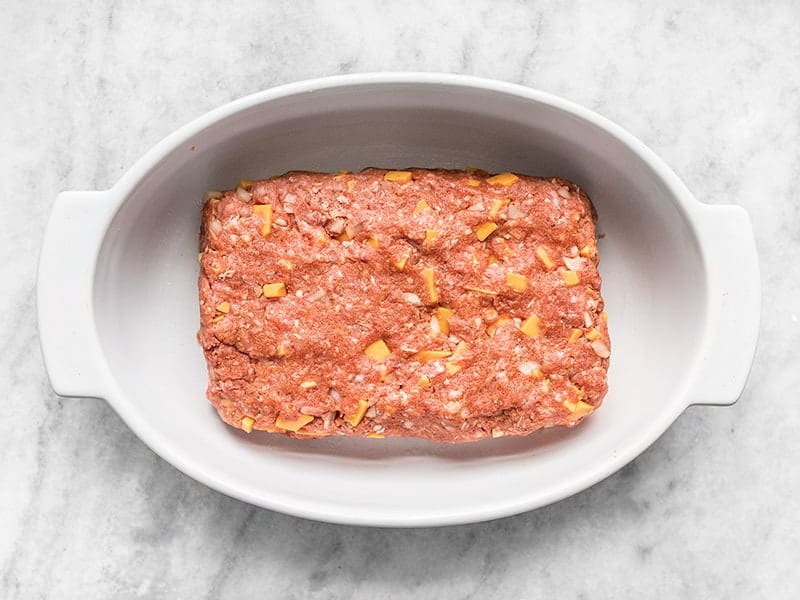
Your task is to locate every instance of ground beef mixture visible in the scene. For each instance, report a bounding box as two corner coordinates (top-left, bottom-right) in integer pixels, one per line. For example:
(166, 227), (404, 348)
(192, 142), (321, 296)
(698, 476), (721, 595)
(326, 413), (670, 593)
(198, 168), (609, 442)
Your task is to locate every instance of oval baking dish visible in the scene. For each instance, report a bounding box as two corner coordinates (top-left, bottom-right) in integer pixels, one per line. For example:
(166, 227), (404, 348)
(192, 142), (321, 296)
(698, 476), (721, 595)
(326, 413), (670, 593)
(37, 73), (760, 527)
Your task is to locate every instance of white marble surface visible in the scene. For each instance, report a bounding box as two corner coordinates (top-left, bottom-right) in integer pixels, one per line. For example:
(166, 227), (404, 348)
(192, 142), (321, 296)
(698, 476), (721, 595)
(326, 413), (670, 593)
(2, 0), (798, 597)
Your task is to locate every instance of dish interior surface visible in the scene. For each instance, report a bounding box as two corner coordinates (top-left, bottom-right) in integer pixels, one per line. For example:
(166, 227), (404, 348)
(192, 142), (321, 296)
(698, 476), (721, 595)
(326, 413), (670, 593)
(93, 82), (704, 523)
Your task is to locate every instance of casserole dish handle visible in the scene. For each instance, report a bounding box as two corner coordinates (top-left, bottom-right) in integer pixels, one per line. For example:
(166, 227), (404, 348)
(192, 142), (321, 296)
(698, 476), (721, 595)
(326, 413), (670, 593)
(37, 191), (118, 399)
(688, 204), (760, 406)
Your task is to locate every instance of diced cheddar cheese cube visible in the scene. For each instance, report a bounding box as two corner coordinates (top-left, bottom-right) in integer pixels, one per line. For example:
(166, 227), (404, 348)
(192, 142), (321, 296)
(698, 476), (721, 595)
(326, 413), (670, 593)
(467, 178), (482, 187)
(216, 301), (231, 313)
(585, 328), (601, 341)
(422, 267), (439, 303)
(563, 400), (594, 418)
(414, 199), (431, 214)
(445, 362), (462, 375)
(274, 414), (315, 432)
(418, 375), (432, 388)
(520, 314), (541, 338)
(435, 306), (454, 336)
(562, 270), (580, 286)
(364, 339), (391, 362)
(475, 221), (498, 241)
(424, 229), (439, 246)
(241, 416), (255, 433)
(486, 172), (519, 186)
(579, 244), (594, 258)
(414, 349), (453, 362)
(384, 170), (413, 184)
(505, 272), (528, 291)
(262, 282), (287, 298)
(536, 246), (555, 270)
(451, 341), (468, 361)
(252, 204), (273, 237)
(568, 328), (583, 343)
(344, 399), (370, 426)
(394, 249), (411, 271)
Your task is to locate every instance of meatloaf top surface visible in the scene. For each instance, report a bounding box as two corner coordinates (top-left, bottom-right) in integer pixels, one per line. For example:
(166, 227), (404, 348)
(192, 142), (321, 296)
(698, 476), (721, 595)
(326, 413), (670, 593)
(198, 169), (609, 442)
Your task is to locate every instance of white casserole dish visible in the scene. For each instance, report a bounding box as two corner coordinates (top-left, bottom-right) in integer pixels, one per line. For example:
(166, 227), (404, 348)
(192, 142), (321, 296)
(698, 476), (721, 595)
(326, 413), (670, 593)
(37, 73), (760, 527)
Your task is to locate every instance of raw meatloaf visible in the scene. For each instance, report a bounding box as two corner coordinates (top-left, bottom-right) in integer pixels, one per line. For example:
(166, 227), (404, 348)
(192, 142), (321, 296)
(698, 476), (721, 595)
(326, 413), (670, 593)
(198, 168), (610, 442)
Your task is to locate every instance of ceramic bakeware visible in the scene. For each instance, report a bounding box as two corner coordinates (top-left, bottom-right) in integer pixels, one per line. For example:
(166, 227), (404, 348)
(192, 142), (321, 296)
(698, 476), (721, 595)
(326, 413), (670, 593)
(38, 74), (760, 526)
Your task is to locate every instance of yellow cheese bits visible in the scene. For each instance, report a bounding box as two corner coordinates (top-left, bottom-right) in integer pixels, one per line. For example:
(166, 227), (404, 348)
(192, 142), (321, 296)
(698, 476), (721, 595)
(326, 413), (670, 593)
(467, 178), (482, 187)
(344, 399), (369, 427)
(394, 249), (411, 271)
(585, 328), (601, 341)
(366, 236), (380, 249)
(414, 349), (453, 362)
(445, 362), (462, 375)
(486, 172), (519, 186)
(422, 267), (439, 303)
(505, 272), (528, 291)
(414, 199), (431, 214)
(364, 339), (391, 362)
(562, 270), (580, 286)
(384, 170), (413, 184)
(252, 203), (272, 237)
(241, 416), (255, 433)
(474, 221), (498, 241)
(536, 246), (555, 270)
(424, 229), (440, 247)
(215, 301), (231, 313)
(274, 414), (315, 432)
(450, 340), (468, 361)
(568, 328), (583, 343)
(262, 282), (287, 298)
(434, 306), (454, 336)
(520, 314), (541, 338)
(563, 400), (594, 417)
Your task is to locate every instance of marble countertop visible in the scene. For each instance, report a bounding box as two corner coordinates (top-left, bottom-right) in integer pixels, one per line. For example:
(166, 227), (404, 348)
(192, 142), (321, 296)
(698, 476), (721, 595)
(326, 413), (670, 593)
(2, 1), (798, 597)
